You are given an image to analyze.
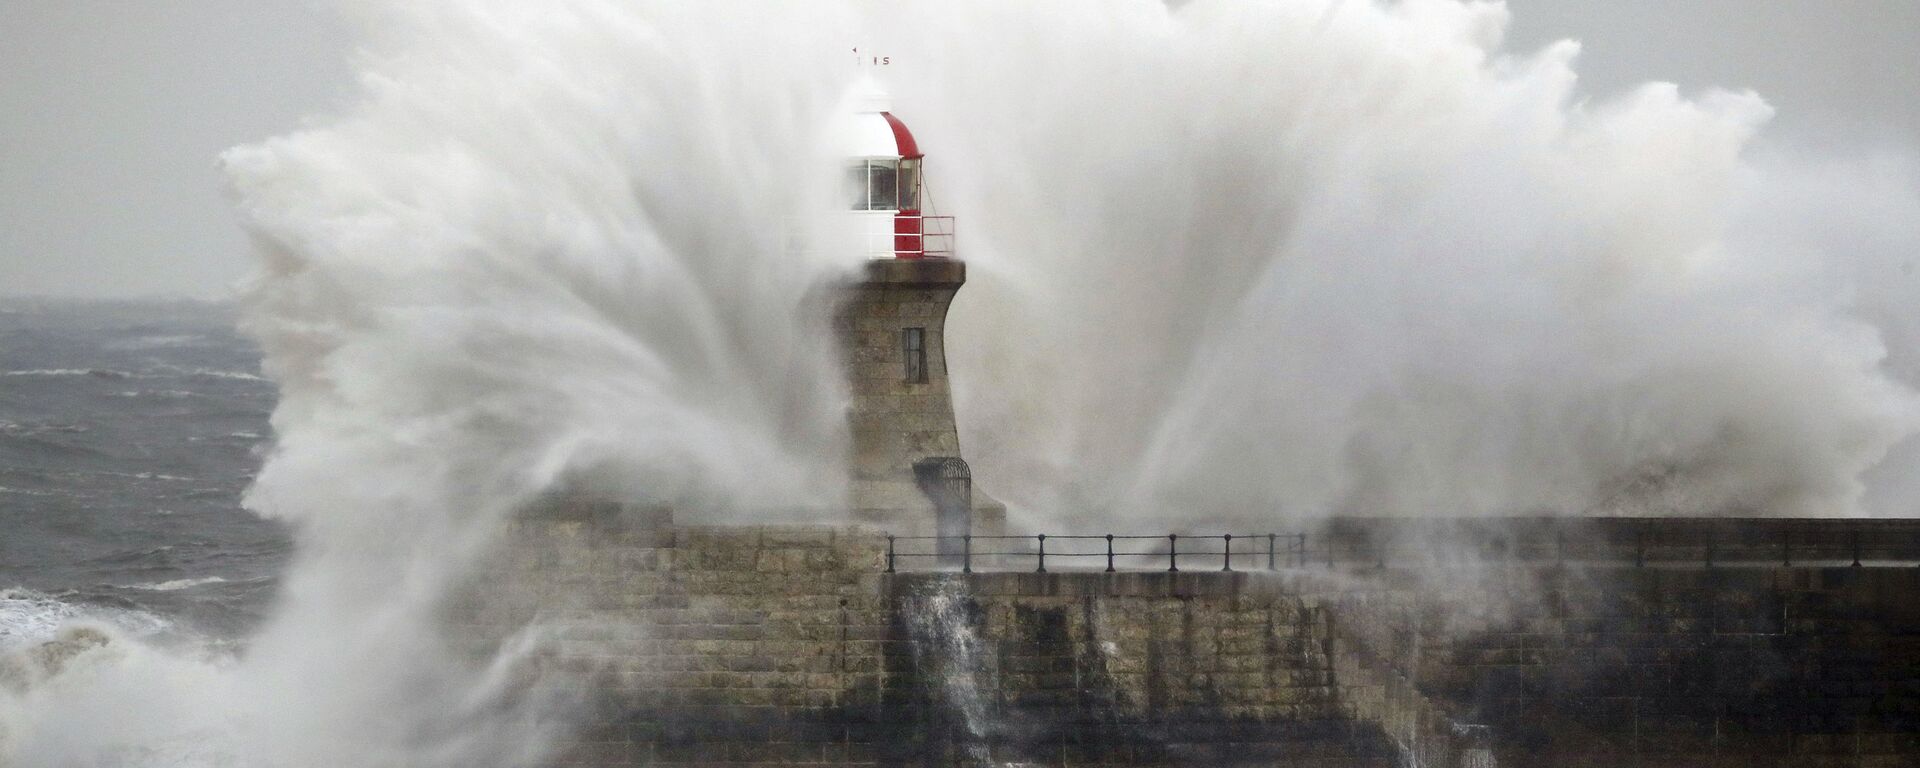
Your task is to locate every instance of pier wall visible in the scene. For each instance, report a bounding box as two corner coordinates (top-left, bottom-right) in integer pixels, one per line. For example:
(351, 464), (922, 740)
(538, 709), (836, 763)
(454, 514), (1920, 767)
(1361, 565), (1920, 767)
(453, 513), (892, 766)
(454, 515), (1397, 767)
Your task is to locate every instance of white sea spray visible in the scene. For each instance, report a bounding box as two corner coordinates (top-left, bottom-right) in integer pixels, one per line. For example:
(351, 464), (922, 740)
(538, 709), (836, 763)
(870, 1), (1920, 525)
(1, 1), (1917, 765)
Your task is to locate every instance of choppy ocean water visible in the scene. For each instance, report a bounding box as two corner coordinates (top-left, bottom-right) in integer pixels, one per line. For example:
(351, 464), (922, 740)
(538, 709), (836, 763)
(0, 299), (288, 654)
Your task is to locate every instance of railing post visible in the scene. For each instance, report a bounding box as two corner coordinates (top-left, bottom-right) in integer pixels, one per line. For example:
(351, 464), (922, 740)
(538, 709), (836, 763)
(1105, 534), (1115, 573)
(1168, 534), (1179, 573)
(886, 535), (896, 573)
(1036, 534), (1047, 574)
(1268, 534), (1277, 571)
(963, 534), (972, 574)
(1852, 530), (1863, 568)
(1222, 534), (1234, 572)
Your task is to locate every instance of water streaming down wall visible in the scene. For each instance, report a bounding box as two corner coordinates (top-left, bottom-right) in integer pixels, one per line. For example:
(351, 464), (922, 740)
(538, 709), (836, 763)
(899, 578), (1000, 765)
(1456, 750), (1497, 768)
(1451, 724), (1498, 768)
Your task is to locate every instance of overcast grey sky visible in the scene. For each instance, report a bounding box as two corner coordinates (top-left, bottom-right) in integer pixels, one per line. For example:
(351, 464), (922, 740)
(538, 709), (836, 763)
(1, 0), (1914, 299)
(1505, 0), (1920, 151)
(1, 1), (349, 299)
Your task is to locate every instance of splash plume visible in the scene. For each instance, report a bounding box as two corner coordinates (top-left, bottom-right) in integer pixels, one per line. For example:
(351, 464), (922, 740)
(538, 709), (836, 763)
(873, 0), (1920, 524)
(2, 1), (1918, 765)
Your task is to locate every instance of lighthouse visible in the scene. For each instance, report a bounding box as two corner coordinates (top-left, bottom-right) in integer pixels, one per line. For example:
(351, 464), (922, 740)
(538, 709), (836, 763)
(833, 78), (1004, 539)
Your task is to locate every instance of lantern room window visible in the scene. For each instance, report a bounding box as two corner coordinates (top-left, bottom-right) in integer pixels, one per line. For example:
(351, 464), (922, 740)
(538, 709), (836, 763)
(868, 160), (897, 210)
(897, 158), (921, 211)
(845, 163), (871, 209)
(848, 158), (915, 211)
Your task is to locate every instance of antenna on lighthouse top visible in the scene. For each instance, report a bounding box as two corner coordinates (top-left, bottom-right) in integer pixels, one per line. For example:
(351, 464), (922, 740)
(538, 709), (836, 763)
(849, 74), (891, 114)
(850, 46), (892, 69)
(848, 47), (894, 113)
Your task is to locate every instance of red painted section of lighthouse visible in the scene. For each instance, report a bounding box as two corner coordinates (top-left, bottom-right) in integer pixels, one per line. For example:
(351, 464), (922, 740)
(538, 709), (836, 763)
(880, 111), (928, 258)
(893, 219), (924, 258)
(879, 112), (921, 160)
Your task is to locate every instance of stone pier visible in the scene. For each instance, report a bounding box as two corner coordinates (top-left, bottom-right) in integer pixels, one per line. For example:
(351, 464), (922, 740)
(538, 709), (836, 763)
(452, 513), (1920, 767)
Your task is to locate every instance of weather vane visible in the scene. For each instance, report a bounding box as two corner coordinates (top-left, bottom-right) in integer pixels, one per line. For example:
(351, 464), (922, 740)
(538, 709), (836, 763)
(851, 46), (892, 68)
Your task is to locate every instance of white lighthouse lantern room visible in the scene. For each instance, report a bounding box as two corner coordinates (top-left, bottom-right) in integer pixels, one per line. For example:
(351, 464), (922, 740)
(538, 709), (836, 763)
(843, 79), (952, 259)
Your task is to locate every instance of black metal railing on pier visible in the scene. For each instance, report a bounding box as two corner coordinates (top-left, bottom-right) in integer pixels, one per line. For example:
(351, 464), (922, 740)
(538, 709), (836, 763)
(885, 533), (1306, 574)
(883, 518), (1920, 573)
(1312, 517), (1920, 570)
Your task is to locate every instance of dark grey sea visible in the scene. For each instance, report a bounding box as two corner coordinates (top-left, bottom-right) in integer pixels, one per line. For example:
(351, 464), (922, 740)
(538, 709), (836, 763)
(0, 299), (288, 652)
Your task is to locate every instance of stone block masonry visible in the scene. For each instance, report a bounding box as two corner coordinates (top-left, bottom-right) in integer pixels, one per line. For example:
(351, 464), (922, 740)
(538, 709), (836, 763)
(1306, 565), (1920, 768)
(450, 511), (895, 767)
(831, 259), (1004, 535)
(452, 512), (1398, 767)
(452, 512), (1920, 767)
(879, 572), (1399, 766)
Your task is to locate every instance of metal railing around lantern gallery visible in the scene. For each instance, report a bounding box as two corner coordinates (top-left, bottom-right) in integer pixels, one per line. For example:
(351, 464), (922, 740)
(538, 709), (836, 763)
(861, 214), (954, 259)
(884, 534), (1307, 574)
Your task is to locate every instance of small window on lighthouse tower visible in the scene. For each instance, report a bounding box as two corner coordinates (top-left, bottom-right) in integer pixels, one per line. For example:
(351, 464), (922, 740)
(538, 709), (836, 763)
(903, 327), (927, 383)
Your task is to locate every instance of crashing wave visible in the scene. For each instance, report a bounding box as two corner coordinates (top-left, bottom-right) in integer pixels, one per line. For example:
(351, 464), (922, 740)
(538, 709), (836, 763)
(0, 626), (114, 695)
(0, 589), (172, 653)
(0, 369), (129, 379)
(124, 578), (230, 593)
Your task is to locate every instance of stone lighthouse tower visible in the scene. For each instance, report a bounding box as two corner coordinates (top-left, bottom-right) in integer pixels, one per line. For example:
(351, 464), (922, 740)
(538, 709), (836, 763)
(835, 80), (1003, 538)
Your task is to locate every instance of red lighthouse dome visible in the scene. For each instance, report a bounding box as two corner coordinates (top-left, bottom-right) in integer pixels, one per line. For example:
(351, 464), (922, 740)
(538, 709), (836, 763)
(844, 79), (951, 259)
